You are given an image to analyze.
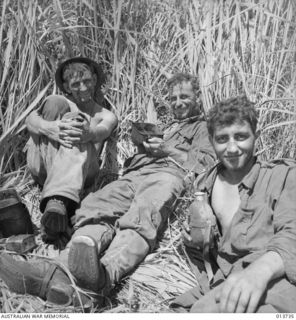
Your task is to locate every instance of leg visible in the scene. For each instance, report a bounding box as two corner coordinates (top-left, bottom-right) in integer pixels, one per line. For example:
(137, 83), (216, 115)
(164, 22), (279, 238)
(70, 167), (184, 293)
(100, 167), (184, 287)
(0, 252), (92, 309)
(257, 277), (296, 313)
(74, 171), (139, 228)
(187, 275), (296, 313)
(27, 95), (71, 186)
(117, 166), (185, 249)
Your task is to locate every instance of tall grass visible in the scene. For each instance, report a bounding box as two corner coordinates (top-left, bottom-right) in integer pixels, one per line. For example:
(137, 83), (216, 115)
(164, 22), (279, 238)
(0, 0), (295, 178)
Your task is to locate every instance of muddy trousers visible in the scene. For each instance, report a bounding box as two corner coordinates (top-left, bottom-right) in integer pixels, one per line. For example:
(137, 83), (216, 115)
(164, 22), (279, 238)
(60, 165), (185, 288)
(26, 95), (100, 211)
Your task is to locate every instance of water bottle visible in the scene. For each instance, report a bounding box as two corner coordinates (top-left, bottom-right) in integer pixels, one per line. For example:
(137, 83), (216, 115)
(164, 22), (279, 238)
(188, 191), (217, 249)
(188, 191), (217, 281)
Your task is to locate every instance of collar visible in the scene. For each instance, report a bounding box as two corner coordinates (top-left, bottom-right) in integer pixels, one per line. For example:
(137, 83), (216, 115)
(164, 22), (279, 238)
(201, 157), (261, 194)
(171, 114), (205, 125)
(238, 159), (261, 190)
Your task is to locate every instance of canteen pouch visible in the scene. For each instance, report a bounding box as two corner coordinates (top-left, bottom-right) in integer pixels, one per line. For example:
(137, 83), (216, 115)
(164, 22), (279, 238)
(0, 188), (33, 237)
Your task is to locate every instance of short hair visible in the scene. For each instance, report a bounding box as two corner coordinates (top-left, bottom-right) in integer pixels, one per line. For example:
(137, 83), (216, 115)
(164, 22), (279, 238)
(167, 73), (200, 97)
(207, 95), (258, 137)
(62, 62), (95, 84)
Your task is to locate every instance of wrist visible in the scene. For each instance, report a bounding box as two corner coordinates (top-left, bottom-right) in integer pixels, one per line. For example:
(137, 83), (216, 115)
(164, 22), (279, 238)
(246, 251), (285, 284)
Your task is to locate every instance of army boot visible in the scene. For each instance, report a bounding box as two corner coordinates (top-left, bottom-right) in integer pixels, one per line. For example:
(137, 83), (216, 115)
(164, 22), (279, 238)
(101, 229), (150, 287)
(68, 224), (115, 292)
(0, 253), (92, 309)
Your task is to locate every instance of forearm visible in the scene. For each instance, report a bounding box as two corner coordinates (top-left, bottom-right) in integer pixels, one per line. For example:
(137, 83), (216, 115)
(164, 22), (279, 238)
(246, 251), (285, 283)
(26, 112), (50, 137)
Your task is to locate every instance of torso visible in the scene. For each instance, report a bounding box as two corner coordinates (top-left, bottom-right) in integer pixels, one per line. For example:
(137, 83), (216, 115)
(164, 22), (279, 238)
(66, 97), (116, 151)
(211, 173), (241, 234)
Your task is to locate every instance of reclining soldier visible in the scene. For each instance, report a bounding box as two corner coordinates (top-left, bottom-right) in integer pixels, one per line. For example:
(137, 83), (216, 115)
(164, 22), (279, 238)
(171, 96), (296, 313)
(25, 57), (118, 245)
(0, 72), (216, 307)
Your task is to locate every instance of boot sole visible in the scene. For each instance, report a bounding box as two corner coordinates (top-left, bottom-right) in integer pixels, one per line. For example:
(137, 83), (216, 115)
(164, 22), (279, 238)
(68, 236), (102, 292)
(47, 284), (72, 306)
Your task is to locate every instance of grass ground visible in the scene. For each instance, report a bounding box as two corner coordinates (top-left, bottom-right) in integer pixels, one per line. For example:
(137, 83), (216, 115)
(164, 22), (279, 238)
(0, 179), (196, 313)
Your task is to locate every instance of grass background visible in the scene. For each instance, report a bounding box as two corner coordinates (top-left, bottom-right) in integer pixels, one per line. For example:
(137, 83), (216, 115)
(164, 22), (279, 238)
(0, 0), (296, 313)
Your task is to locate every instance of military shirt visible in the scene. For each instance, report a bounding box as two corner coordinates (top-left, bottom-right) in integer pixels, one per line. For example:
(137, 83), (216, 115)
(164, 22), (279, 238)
(124, 116), (216, 175)
(194, 159), (296, 285)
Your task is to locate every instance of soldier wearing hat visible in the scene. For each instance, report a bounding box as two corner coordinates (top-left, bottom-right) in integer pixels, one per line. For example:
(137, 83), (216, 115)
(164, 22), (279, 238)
(25, 57), (118, 246)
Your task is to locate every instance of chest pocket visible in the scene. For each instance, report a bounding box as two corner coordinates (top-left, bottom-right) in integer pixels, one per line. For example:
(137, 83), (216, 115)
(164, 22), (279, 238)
(229, 165), (291, 253)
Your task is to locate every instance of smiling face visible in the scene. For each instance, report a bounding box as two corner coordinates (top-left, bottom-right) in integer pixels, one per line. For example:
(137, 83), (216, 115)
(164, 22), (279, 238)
(211, 121), (257, 175)
(169, 81), (198, 120)
(63, 63), (97, 104)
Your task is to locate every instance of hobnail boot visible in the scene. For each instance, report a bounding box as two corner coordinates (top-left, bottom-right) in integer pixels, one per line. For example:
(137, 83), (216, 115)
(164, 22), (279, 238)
(68, 236), (107, 293)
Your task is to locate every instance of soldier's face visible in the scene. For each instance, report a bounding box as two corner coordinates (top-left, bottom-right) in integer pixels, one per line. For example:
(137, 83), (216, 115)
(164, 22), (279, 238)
(169, 81), (198, 120)
(66, 68), (97, 104)
(211, 121), (257, 173)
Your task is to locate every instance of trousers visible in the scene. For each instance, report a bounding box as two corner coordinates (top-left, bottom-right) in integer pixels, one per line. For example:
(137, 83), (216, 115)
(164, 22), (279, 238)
(75, 164), (185, 249)
(26, 95), (100, 211)
(58, 164), (185, 286)
(171, 265), (296, 313)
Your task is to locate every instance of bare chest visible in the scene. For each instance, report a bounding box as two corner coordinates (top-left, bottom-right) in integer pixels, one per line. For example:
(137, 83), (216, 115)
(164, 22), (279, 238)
(211, 175), (241, 233)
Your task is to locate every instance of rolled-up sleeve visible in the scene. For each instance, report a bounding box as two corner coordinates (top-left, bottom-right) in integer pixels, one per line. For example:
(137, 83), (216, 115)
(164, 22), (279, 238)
(267, 166), (296, 284)
(183, 122), (216, 174)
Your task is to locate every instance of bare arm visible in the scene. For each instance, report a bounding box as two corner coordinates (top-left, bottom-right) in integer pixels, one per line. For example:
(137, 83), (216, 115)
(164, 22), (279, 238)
(79, 110), (118, 144)
(26, 110), (84, 148)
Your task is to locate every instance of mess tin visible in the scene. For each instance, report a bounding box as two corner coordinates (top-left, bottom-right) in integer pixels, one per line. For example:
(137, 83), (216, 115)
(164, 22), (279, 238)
(131, 122), (164, 146)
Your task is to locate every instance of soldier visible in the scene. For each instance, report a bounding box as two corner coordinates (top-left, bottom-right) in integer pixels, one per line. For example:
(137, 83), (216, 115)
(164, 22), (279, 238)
(172, 96), (296, 313)
(25, 57), (117, 245)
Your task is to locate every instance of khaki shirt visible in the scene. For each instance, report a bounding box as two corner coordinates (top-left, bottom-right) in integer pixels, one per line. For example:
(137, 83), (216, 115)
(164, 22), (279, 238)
(124, 116), (216, 175)
(195, 158), (296, 285)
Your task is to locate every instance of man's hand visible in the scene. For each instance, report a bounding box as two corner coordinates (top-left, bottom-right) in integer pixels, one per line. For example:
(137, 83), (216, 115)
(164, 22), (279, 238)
(214, 268), (269, 312)
(45, 114), (91, 148)
(214, 251), (285, 312)
(143, 137), (168, 157)
(181, 219), (197, 248)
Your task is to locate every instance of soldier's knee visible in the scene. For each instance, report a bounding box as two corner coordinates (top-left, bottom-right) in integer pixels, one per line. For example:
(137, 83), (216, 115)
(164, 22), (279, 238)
(41, 95), (70, 120)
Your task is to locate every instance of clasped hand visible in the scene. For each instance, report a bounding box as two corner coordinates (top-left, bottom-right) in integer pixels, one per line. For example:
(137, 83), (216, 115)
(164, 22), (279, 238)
(50, 114), (90, 148)
(143, 137), (168, 157)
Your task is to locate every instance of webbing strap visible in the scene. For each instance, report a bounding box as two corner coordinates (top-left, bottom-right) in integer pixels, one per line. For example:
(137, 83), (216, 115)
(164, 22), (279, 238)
(203, 220), (214, 282)
(39, 264), (58, 298)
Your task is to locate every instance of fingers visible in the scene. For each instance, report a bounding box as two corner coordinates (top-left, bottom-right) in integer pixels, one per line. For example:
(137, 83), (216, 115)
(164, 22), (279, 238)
(246, 292), (261, 313)
(223, 286), (243, 313)
(218, 278), (260, 313)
